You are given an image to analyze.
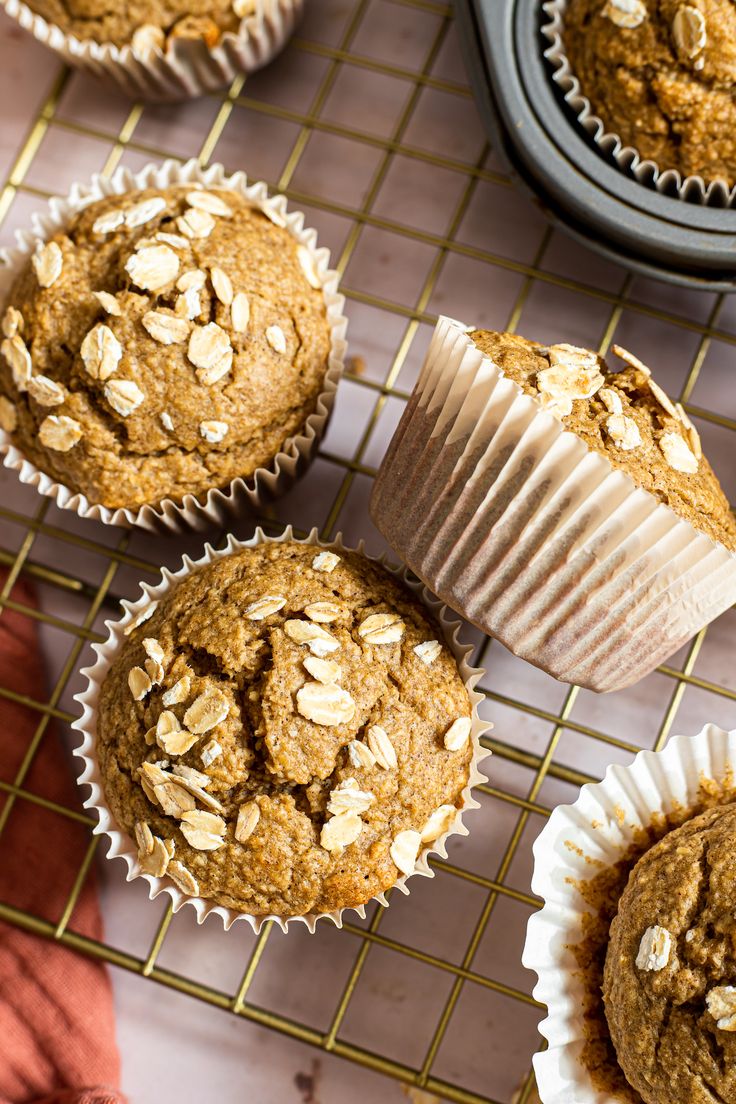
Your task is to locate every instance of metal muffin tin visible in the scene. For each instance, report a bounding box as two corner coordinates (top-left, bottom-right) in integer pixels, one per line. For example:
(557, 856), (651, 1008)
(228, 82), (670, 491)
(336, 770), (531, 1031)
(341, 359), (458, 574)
(455, 0), (736, 290)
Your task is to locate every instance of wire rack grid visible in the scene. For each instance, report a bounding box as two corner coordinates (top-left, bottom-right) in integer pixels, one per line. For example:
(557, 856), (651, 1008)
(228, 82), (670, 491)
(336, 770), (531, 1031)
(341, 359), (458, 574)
(0, 1), (735, 1101)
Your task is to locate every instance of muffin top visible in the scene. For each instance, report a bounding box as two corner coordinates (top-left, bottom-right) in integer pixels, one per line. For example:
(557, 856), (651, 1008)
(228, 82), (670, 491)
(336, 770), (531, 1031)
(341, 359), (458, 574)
(0, 184), (331, 510)
(97, 542), (474, 917)
(471, 330), (736, 550)
(22, 1), (251, 51)
(603, 803), (736, 1104)
(562, 0), (736, 185)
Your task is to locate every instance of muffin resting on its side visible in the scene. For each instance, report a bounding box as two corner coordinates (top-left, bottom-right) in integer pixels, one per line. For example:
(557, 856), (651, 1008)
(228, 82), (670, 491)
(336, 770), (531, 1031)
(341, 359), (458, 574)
(604, 804), (736, 1104)
(97, 542), (474, 917)
(22, 0), (248, 51)
(471, 330), (736, 550)
(563, 0), (736, 186)
(0, 184), (331, 510)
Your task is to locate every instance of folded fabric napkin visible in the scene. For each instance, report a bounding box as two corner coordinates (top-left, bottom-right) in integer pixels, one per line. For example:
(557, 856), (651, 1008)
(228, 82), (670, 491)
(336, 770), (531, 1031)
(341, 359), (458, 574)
(0, 573), (124, 1104)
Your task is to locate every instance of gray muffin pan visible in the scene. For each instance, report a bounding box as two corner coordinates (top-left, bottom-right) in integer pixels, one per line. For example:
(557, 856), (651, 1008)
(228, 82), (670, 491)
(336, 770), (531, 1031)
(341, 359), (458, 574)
(455, 0), (736, 290)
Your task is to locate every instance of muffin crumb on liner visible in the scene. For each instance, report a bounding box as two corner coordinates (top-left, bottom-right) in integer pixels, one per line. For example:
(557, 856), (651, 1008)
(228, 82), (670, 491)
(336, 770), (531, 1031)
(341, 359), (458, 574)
(0, 158), (348, 533)
(370, 316), (736, 693)
(71, 525), (490, 933)
(523, 724), (736, 1103)
(1, 0), (302, 101)
(542, 0), (736, 207)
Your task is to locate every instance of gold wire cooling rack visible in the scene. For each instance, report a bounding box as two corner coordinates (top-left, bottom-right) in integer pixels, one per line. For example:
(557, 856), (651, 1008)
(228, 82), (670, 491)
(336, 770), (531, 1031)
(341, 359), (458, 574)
(1, 1), (736, 1101)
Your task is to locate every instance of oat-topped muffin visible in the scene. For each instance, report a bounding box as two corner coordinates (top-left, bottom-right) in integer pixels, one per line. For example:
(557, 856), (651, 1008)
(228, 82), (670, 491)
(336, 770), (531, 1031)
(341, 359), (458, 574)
(471, 331), (736, 550)
(371, 319), (736, 692)
(604, 803), (736, 1104)
(0, 183), (332, 510)
(96, 542), (474, 917)
(563, 0), (736, 185)
(22, 1), (252, 52)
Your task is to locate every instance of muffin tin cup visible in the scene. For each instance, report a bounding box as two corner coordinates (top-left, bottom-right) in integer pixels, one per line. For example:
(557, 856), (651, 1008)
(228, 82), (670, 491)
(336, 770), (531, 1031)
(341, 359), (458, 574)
(71, 524), (490, 934)
(1, 0), (302, 102)
(454, 0), (736, 288)
(0, 157), (348, 533)
(369, 316), (736, 694)
(522, 724), (736, 1103)
(541, 0), (736, 207)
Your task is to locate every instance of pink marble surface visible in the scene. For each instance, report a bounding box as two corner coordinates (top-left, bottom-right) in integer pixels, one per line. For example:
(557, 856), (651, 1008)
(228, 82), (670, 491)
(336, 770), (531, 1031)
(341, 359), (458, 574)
(0, 2), (735, 1102)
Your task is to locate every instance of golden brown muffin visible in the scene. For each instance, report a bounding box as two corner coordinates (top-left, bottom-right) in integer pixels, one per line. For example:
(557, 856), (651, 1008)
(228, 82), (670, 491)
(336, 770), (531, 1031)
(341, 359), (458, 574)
(604, 803), (736, 1104)
(97, 542), (474, 917)
(562, 0), (736, 185)
(0, 184), (331, 510)
(22, 0), (252, 51)
(470, 331), (736, 550)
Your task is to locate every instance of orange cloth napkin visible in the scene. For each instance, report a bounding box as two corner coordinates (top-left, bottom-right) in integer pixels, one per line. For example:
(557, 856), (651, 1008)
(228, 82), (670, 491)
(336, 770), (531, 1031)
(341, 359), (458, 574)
(0, 574), (124, 1104)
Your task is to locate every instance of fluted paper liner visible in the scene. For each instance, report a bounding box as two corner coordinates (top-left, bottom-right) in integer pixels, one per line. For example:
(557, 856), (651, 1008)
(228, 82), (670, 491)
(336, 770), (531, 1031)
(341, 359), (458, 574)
(542, 0), (736, 206)
(0, 158), (347, 533)
(522, 724), (736, 1103)
(71, 526), (490, 933)
(1, 0), (301, 102)
(370, 316), (736, 693)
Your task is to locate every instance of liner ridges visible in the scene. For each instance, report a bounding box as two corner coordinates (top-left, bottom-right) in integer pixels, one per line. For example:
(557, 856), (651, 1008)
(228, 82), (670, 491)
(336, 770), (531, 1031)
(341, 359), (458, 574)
(370, 318), (736, 692)
(2, 0), (302, 101)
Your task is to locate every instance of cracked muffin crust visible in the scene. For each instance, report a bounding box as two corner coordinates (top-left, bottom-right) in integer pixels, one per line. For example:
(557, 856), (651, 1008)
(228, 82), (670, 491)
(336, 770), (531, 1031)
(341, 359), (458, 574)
(22, 1), (253, 51)
(470, 330), (736, 550)
(0, 183), (331, 510)
(604, 803), (736, 1104)
(96, 542), (474, 917)
(562, 0), (736, 185)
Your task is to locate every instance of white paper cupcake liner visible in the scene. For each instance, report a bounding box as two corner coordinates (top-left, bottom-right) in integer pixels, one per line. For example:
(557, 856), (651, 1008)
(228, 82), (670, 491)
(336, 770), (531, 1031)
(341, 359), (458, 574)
(542, 0), (736, 207)
(0, 158), (347, 533)
(71, 525), (490, 933)
(1, 0), (302, 102)
(522, 723), (736, 1103)
(370, 316), (736, 694)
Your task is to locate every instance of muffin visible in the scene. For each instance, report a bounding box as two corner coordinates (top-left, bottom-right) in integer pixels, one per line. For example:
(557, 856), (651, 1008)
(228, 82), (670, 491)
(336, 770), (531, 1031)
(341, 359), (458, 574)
(3, 0), (301, 101)
(605, 803), (736, 1104)
(0, 182), (333, 514)
(523, 725), (736, 1104)
(94, 541), (476, 918)
(561, 0), (736, 186)
(23, 0), (251, 51)
(471, 329), (736, 550)
(370, 317), (736, 692)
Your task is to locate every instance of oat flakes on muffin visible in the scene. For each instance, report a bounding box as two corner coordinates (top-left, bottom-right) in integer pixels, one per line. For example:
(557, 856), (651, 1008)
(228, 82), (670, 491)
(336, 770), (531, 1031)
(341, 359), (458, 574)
(604, 802), (736, 1104)
(470, 330), (736, 549)
(21, 0), (256, 52)
(96, 542), (475, 917)
(0, 183), (332, 511)
(562, 0), (736, 185)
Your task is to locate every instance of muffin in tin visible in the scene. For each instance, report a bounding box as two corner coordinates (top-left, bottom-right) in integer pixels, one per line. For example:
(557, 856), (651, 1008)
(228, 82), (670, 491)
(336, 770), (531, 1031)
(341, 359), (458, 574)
(95, 541), (475, 917)
(0, 183), (332, 512)
(561, 0), (736, 186)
